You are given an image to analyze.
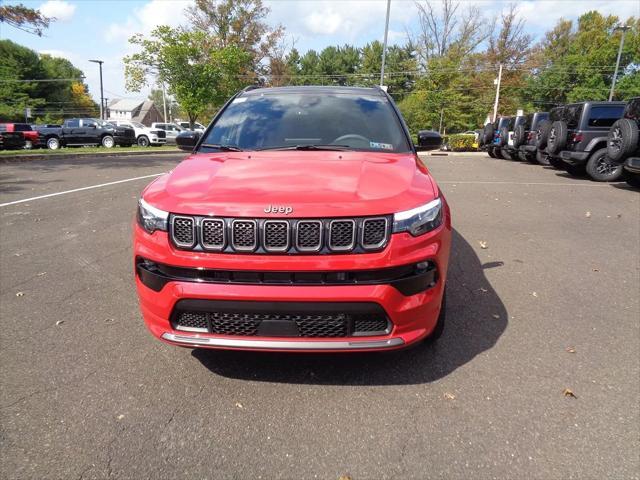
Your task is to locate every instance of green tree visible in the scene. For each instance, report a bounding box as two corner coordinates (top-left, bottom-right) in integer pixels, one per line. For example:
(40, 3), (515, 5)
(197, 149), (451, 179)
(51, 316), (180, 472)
(124, 26), (251, 127)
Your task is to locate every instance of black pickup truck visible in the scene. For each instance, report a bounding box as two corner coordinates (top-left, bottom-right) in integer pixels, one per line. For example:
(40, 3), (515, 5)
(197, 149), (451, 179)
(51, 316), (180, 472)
(607, 97), (640, 187)
(37, 118), (135, 150)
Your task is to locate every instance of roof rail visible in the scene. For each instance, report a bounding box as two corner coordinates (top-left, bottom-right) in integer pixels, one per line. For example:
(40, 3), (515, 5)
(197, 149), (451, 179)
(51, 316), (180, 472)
(242, 85), (260, 92)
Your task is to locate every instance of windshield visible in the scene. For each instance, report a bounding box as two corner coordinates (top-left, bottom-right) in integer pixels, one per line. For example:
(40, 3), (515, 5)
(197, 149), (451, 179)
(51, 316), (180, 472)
(200, 92), (411, 152)
(130, 122), (145, 128)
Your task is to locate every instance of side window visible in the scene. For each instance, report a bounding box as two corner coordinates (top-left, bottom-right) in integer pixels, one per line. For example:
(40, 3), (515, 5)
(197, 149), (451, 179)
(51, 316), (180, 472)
(81, 119), (97, 128)
(588, 106), (624, 127)
(66, 119), (80, 128)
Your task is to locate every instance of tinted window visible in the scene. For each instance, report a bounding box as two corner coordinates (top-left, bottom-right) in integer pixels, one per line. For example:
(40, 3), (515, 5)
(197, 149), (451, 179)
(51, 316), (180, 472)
(82, 119), (98, 127)
(524, 114), (533, 130)
(14, 124), (32, 131)
(564, 105), (583, 128)
(588, 105), (624, 127)
(201, 93), (411, 152)
(550, 108), (564, 121)
(623, 99), (640, 121)
(66, 119), (80, 127)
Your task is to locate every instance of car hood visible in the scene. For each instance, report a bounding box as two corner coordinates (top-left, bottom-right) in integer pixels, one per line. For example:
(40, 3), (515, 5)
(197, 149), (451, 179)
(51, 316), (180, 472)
(143, 151), (438, 217)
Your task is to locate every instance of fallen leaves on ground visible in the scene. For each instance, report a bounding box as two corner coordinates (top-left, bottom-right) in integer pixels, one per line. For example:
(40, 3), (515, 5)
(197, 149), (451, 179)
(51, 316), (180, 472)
(479, 241), (488, 249)
(566, 346), (576, 353)
(585, 211), (592, 218)
(235, 402), (244, 409)
(563, 388), (577, 398)
(444, 392), (456, 400)
(492, 314), (500, 319)
(15, 292), (24, 297)
(55, 320), (64, 326)
(532, 292), (538, 297)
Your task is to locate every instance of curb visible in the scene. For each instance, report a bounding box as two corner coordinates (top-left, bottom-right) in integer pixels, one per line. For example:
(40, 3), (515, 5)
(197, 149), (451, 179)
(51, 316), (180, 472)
(418, 151), (486, 157)
(0, 149), (185, 163)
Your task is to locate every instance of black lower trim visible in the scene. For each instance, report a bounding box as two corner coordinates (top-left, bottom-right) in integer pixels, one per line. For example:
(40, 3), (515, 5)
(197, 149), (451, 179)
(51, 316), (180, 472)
(136, 257), (437, 296)
(624, 157), (640, 174)
(559, 150), (589, 164)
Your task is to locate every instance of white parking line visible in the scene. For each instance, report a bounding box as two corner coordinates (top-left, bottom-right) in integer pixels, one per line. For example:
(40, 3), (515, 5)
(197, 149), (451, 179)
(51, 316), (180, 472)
(439, 181), (612, 187)
(0, 173), (165, 208)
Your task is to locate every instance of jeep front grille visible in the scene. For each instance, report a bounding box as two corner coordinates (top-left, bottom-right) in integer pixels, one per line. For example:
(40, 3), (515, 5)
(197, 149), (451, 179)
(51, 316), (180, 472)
(169, 215), (391, 254)
(172, 301), (391, 337)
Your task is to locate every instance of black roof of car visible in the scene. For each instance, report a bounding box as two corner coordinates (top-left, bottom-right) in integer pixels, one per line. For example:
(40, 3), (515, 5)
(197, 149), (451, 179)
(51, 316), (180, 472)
(240, 85), (386, 97)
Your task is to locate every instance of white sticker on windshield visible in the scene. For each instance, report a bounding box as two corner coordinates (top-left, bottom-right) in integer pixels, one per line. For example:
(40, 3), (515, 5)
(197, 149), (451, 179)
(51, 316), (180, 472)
(370, 142), (393, 150)
(232, 97), (248, 104)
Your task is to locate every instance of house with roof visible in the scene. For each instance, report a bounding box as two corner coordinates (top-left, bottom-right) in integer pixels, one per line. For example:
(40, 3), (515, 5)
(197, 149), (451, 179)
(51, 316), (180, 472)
(107, 99), (163, 126)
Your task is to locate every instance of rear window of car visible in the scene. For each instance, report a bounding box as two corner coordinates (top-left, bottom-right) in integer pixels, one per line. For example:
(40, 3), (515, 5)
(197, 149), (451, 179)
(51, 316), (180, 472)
(13, 123), (32, 131)
(201, 92), (411, 153)
(550, 108), (564, 121)
(524, 114), (533, 130)
(588, 105), (624, 127)
(623, 98), (640, 120)
(564, 105), (583, 128)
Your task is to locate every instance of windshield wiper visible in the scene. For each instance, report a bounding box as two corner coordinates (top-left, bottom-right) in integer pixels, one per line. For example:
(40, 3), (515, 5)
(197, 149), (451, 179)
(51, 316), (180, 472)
(256, 144), (352, 151)
(200, 143), (243, 152)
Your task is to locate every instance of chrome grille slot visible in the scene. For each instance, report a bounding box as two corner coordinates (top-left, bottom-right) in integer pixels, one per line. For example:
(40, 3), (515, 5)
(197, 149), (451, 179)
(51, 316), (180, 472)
(201, 218), (225, 250)
(171, 216), (196, 248)
(329, 219), (356, 251)
(263, 220), (289, 252)
(232, 220), (257, 251)
(362, 217), (388, 249)
(296, 220), (322, 251)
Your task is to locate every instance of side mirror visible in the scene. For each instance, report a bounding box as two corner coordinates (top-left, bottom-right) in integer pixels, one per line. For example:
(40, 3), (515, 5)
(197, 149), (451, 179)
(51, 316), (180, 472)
(176, 131), (201, 151)
(416, 130), (442, 151)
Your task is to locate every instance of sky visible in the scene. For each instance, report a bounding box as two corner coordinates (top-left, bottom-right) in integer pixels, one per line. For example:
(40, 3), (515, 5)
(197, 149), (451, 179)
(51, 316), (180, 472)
(1, 0), (639, 104)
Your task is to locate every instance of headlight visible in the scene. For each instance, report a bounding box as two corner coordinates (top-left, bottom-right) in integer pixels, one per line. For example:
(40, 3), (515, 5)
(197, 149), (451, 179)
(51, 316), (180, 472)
(393, 198), (443, 236)
(137, 198), (168, 234)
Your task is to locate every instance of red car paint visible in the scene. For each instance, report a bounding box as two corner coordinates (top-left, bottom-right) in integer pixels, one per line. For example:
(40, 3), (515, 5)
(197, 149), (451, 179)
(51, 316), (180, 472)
(134, 87), (452, 352)
(1, 123), (39, 145)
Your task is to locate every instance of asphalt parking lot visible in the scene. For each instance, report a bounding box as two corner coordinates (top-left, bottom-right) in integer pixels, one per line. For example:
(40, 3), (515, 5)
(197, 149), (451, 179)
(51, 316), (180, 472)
(1, 152), (638, 479)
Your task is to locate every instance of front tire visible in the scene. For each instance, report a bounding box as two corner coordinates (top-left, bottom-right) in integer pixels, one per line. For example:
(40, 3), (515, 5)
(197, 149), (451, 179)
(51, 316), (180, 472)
(137, 135), (150, 147)
(46, 137), (60, 150)
(586, 148), (624, 182)
(536, 150), (550, 165)
(102, 135), (115, 148)
(501, 148), (512, 160)
(487, 148), (496, 158)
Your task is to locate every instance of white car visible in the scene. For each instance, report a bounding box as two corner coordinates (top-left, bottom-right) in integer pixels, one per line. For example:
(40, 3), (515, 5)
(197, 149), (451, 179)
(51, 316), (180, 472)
(110, 120), (167, 147)
(177, 121), (206, 133)
(150, 122), (186, 144)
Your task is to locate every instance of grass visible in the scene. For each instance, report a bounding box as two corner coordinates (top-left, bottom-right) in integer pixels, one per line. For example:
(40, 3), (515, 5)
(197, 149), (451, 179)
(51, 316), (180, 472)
(0, 145), (181, 156)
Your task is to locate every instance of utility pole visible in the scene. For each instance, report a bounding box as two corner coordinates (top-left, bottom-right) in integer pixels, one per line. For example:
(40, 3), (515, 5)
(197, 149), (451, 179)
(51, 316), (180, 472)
(161, 82), (168, 123)
(609, 25), (630, 101)
(103, 98), (109, 120)
(492, 63), (503, 122)
(89, 60), (104, 119)
(380, 0), (391, 87)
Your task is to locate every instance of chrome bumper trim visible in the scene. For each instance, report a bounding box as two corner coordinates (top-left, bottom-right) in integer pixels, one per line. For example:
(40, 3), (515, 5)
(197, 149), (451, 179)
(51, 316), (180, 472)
(161, 332), (405, 350)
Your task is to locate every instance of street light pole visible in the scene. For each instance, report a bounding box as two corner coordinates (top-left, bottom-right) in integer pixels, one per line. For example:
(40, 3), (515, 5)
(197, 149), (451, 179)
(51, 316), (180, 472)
(609, 25), (630, 101)
(89, 59), (104, 119)
(492, 64), (503, 122)
(380, 0), (391, 87)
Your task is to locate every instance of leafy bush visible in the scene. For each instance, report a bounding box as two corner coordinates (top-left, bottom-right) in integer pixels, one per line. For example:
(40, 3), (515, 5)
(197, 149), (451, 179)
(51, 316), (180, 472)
(444, 134), (477, 151)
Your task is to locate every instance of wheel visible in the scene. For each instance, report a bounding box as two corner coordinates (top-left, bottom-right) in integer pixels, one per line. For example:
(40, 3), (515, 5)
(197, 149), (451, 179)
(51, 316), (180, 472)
(586, 148), (624, 182)
(137, 135), (150, 147)
(493, 148), (503, 159)
(536, 150), (550, 165)
(565, 163), (586, 177)
(482, 124), (495, 144)
(101, 135), (115, 148)
(536, 120), (552, 150)
(626, 174), (640, 188)
(548, 155), (565, 169)
(487, 148), (496, 158)
(547, 121), (568, 154)
(425, 288), (446, 343)
(607, 119), (639, 162)
(46, 137), (60, 150)
(513, 124), (526, 149)
(501, 148), (512, 160)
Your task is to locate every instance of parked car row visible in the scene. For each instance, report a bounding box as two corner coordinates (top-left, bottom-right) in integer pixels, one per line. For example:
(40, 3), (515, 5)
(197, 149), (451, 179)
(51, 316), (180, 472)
(479, 97), (640, 188)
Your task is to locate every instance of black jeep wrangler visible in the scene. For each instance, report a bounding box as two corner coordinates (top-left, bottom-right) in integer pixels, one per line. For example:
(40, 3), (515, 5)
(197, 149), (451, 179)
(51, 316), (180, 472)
(607, 97), (640, 188)
(515, 111), (549, 163)
(546, 101), (626, 180)
(535, 106), (566, 167)
(500, 115), (526, 160)
(482, 116), (510, 159)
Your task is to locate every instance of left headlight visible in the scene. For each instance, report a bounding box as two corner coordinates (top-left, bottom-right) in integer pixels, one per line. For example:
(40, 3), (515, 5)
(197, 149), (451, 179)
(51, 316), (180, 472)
(392, 198), (443, 236)
(137, 198), (168, 234)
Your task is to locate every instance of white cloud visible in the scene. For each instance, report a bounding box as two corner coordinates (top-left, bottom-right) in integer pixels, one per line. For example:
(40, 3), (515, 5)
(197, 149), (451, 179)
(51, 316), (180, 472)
(304, 11), (345, 35)
(39, 0), (76, 22)
(105, 0), (192, 43)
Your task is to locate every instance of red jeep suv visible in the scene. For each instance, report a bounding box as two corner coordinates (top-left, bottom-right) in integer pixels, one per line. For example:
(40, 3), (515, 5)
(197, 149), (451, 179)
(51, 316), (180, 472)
(134, 86), (451, 352)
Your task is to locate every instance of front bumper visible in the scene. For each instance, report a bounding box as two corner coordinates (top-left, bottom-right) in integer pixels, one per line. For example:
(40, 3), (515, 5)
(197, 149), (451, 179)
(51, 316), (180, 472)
(624, 157), (640, 174)
(149, 134), (167, 145)
(134, 211), (452, 352)
(560, 150), (589, 165)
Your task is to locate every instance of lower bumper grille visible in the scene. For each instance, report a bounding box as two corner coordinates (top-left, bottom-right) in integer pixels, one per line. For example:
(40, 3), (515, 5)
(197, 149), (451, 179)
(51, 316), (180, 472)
(171, 300), (390, 338)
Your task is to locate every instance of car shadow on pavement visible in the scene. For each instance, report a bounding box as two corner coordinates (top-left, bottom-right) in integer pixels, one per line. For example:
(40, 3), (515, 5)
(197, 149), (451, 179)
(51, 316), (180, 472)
(192, 229), (508, 385)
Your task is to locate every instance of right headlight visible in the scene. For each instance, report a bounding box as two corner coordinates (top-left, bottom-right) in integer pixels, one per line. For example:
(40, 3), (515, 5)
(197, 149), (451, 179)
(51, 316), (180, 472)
(136, 198), (168, 234)
(392, 198), (443, 236)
